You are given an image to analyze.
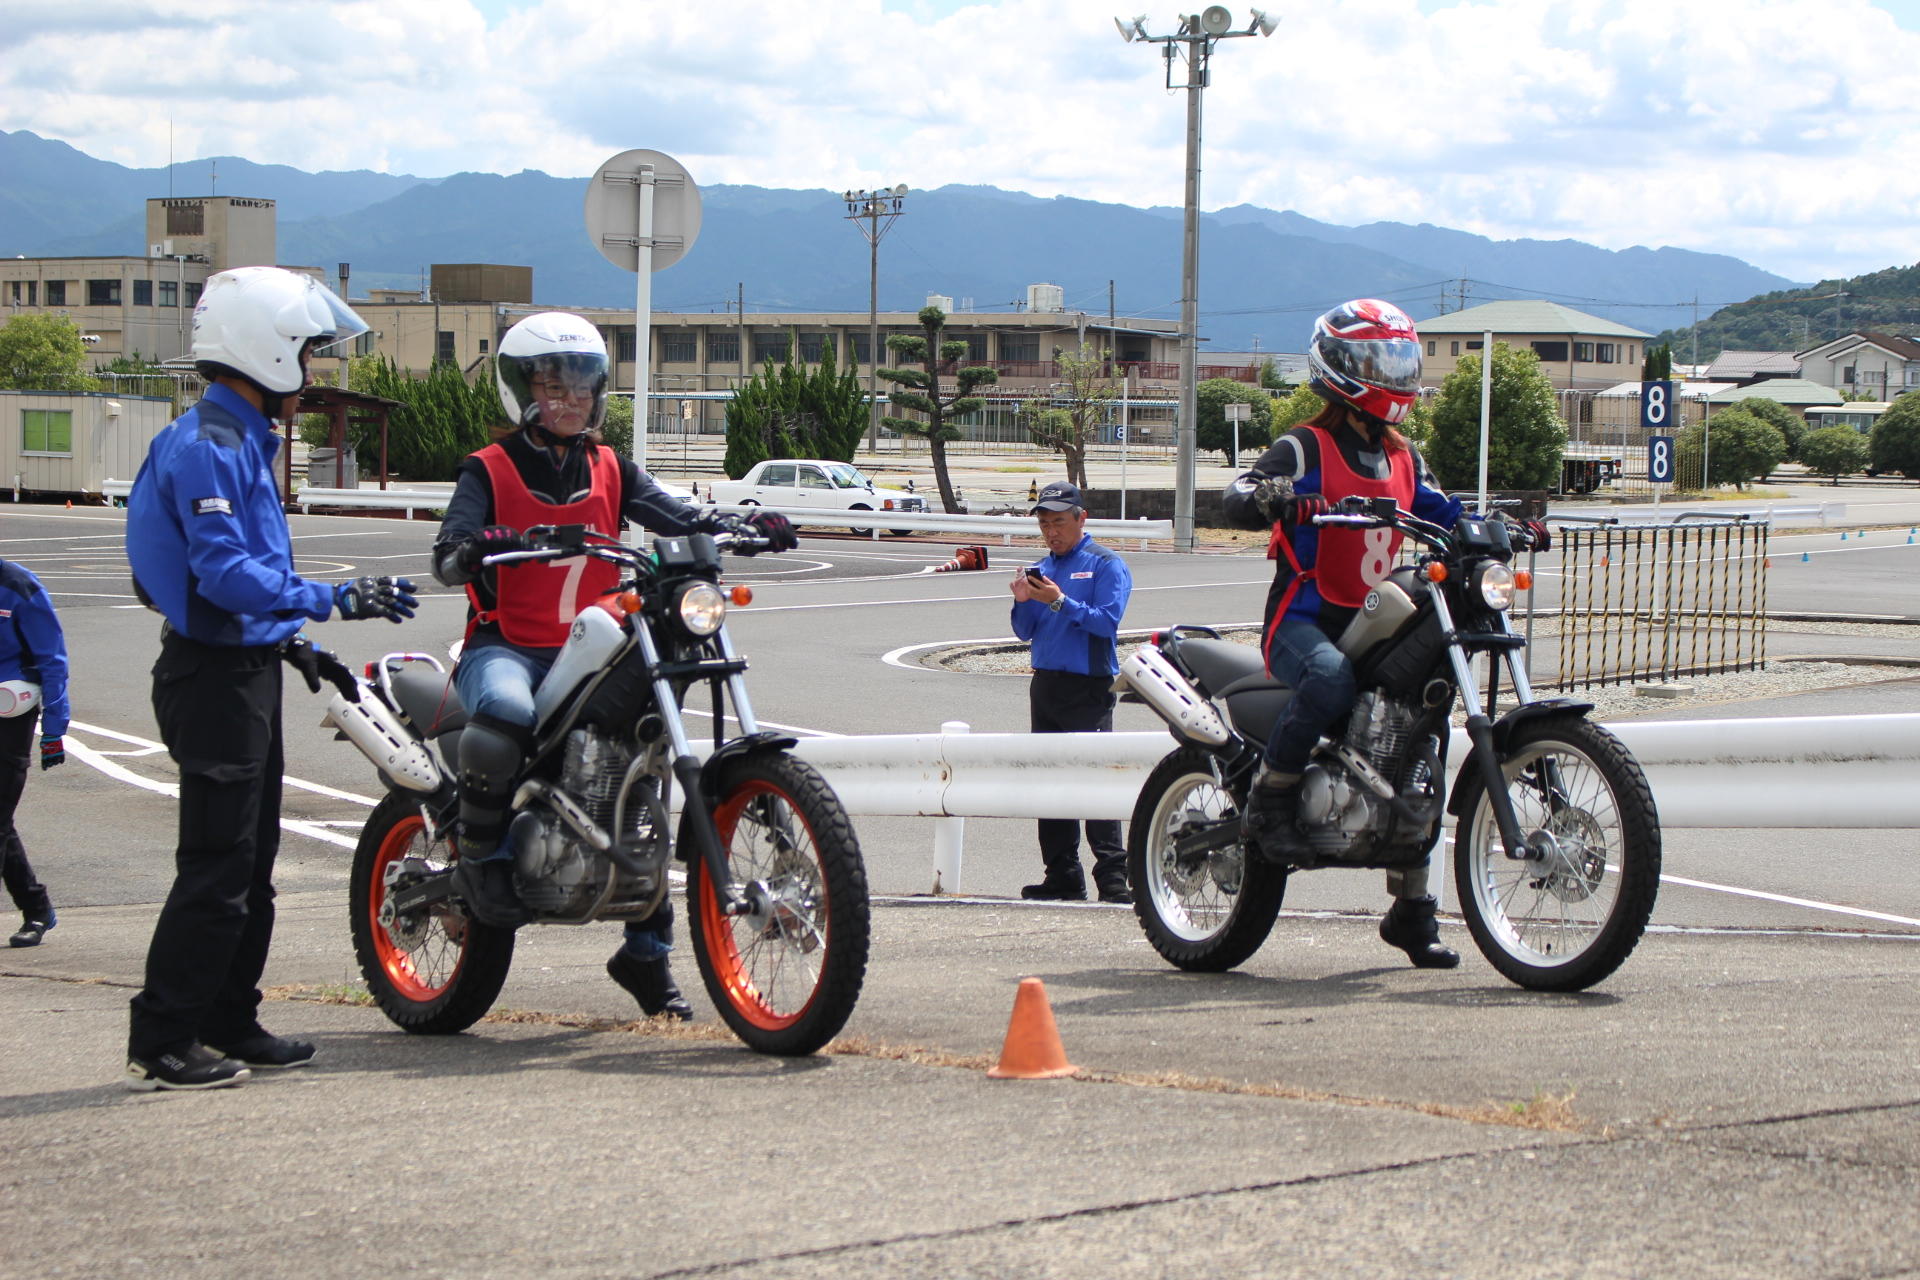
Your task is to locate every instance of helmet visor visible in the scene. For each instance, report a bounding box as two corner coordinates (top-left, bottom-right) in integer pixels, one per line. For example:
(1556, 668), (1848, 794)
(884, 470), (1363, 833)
(303, 283), (370, 354)
(505, 351), (609, 436)
(1330, 335), (1422, 394)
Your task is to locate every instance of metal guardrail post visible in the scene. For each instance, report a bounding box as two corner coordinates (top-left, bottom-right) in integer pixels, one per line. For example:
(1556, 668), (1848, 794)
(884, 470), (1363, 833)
(932, 720), (969, 894)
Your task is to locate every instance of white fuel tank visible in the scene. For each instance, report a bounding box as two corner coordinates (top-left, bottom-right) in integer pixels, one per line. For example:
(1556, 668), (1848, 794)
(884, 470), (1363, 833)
(1338, 573), (1421, 660)
(535, 605), (630, 729)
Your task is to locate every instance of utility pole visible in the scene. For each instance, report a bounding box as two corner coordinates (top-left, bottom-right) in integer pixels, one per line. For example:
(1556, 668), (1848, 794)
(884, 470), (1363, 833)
(844, 186), (909, 451)
(1115, 8), (1277, 552)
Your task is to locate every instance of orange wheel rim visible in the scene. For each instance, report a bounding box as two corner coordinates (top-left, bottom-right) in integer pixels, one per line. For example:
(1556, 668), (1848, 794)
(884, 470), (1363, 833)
(368, 815), (463, 1002)
(698, 780), (828, 1031)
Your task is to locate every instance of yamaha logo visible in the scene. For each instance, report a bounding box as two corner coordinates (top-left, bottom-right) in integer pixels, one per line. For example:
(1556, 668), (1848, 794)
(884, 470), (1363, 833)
(1364, 591), (1381, 612)
(571, 619), (586, 641)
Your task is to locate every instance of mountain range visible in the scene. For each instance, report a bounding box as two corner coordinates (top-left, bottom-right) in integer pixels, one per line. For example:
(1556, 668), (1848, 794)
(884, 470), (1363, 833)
(2, 127), (1804, 353)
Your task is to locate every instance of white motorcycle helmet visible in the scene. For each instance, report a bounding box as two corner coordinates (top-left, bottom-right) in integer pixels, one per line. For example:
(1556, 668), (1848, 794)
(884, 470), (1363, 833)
(495, 312), (609, 438)
(192, 266), (368, 397)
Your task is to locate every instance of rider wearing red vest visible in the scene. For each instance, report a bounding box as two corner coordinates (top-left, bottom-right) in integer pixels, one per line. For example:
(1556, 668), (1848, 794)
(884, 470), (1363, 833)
(432, 313), (794, 1019)
(1223, 299), (1465, 969)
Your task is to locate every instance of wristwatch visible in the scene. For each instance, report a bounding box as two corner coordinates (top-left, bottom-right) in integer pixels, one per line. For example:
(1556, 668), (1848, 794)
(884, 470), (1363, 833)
(1047, 596), (1063, 612)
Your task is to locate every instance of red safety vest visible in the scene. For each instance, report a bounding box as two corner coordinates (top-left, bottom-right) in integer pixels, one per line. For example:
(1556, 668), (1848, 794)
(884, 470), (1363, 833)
(1263, 425), (1415, 667)
(466, 442), (623, 648)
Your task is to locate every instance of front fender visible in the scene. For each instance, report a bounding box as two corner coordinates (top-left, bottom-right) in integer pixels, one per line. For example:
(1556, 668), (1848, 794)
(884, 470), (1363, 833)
(698, 730), (800, 795)
(1445, 699), (1595, 818)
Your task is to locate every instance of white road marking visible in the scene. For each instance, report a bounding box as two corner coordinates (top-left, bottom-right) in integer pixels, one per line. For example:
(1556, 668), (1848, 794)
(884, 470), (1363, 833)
(744, 578), (1271, 614)
(1659, 874), (1920, 928)
(70, 720), (379, 807)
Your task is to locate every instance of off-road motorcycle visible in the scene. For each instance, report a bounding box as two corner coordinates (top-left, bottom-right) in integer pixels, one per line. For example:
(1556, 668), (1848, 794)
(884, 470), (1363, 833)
(1117, 497), (1660, 992)
(322, 523), (869, 1055)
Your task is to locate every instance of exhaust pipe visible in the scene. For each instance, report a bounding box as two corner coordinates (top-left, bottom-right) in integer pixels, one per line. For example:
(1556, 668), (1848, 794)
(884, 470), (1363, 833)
(1116, 647), (1232, 747)
(322, 686), (447, 794)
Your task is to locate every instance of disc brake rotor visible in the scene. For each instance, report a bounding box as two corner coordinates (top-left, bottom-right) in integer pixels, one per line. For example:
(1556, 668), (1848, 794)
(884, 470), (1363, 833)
(1525, 813), (1607, 904)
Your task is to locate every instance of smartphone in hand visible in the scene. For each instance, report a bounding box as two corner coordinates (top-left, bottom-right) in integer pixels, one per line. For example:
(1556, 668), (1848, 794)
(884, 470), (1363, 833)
(1024, 567), (1046, 584)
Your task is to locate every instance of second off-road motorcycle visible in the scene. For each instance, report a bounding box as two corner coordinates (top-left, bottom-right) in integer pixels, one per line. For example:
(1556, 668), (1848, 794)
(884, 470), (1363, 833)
(1117, 498), (1660, 992)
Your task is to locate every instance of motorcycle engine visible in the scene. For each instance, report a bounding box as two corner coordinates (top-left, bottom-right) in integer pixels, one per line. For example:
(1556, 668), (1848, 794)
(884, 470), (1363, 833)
(1298, 693), (1421, 846)
(511, 729), (635, 917)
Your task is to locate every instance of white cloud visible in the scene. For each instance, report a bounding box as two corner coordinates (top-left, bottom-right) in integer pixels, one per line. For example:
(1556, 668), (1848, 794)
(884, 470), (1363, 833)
(1, 0), (1915, 280)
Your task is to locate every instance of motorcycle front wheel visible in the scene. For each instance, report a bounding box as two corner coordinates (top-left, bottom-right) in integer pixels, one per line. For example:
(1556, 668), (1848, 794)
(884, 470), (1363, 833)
(686, 751), (870, 1056)
(350, 791), (515, 1034)
(1453, 716), (1661, 992)
(1129, 747), (1287, 972)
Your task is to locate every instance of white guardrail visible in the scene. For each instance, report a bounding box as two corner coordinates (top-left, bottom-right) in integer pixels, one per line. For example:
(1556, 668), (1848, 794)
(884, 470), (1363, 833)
(790, 714), (1920, 893)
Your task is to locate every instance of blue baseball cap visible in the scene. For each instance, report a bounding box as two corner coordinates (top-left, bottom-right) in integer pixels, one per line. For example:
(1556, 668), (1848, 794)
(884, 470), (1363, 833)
(1031, 481), (1084, 514)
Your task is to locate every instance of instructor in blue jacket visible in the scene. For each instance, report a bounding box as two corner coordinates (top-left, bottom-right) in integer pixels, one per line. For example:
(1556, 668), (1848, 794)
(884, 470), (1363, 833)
(1009, 481), (1134, 903)
(123, 266), (416, 1092)
(0, 558), (70, 948)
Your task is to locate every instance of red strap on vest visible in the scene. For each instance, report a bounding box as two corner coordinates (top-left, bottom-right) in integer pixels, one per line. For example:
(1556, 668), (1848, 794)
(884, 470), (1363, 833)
(1261, 527), (1315, 674)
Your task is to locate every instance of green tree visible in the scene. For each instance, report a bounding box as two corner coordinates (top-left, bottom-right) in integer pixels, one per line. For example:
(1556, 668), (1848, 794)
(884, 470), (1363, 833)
(344, 355), (502, 480)
(1401, 394), (1436, 452)
(1675, 407), (1786, 490)
(1871, 394), (1920, 478)
(0, 314), (98, 391)
(1798, 426), (1870, 484)
(1426, 344), (1566, 491)
(722, 331), (868, 478)
(1195, 377), (1273, 465)
(877, 306), (998, 512)
(1640, 343), (1673, 380)
(1257, 356), (1291, 391)
(601, 391), (635, 458)
(1270, 383), (1326, 437)
(1019, 343), (1115, 488)
(1738, 396), (1805, 461)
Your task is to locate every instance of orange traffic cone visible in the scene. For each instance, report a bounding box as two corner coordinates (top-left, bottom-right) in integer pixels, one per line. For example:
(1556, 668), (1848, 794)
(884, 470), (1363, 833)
(932, 544), (989, 573)
(987, 977), (1078, 1079)
(64, 499), (72, 509)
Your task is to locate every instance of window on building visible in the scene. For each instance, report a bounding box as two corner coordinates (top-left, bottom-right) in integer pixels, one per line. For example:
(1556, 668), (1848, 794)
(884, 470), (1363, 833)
(7, 281), (36, 306)
(166, 202), (204, 236)
(847, 333), (872, 364)
(133, 280), (153, 306)
(616, 330), (636, 363)
(959, 333), (987, 363)
(45, 281), (66, 306)
(1450, 341), (1461, 357)
(1532, 341), (1569, 362)
(752, 332), (791, 364)
(1573, 342), (1595, 362)
(1466, 340), (1483, 350)
(436, 331), (456, 364)
(354, 331), (376, 357)
(22, 409), (73, 455)
(185, 283), (202, 307)
(1842, 365), (1856, 383)
(1426, 340), (1435, 356)
(157, 280), (177, 307)
(1906, 368), (1919, 386)
(999, 334), (1039, 362)
(479, 338), (489, 355)
(88, 279), (122, 307)
(797, 332), (834, 363)
(1596, 343), (1617, 363)
(709, 332), (740, 364)
(661, 331), (697, 363)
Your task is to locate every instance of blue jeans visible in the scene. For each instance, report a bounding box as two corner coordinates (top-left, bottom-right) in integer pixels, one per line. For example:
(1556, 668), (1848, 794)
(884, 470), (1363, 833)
(1262, 613), (1356, 775)
(454, 642), (671, 960)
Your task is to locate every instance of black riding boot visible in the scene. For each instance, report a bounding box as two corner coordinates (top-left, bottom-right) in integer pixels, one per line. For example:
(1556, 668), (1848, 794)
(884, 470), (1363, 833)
(1379, 894), (1460, 969)
(1241, 768), (1310, 863)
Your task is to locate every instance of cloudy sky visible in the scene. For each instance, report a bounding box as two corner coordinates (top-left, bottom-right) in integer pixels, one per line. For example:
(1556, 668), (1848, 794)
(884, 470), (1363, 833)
(5, 0), (1917, 283)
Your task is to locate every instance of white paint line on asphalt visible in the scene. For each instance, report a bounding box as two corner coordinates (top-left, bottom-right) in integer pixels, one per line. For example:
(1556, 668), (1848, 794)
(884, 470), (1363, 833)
(747, 578), (1272, 615)
(62, 736), (359, 850)
(881, 622), (1265, 671)
(69, 720), (380, 808)
(1659, 873), (1920, 928)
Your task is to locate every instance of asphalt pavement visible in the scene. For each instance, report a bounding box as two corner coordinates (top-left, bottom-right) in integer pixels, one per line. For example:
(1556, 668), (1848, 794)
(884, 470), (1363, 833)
(2, 493), (1917, 1278)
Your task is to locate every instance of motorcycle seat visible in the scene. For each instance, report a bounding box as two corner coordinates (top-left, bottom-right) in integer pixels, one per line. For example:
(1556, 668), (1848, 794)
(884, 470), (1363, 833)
(1173, 638), (1293, 745)
(389, 668), (467, 737)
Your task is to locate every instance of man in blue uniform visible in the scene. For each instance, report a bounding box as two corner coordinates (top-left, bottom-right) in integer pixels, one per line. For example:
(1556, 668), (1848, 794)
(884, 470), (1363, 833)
(0, 558), (70, 947)
(124, 266), (418, 1091)
(1009, 481), (1134, 903)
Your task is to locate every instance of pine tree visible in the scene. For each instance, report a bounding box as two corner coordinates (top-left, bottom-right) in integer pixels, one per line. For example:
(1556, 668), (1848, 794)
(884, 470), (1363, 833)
(876, 307), (998, 513)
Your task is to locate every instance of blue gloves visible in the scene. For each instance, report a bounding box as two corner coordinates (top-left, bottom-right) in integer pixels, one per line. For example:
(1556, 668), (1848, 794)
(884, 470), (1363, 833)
(335, 576), (418, 624)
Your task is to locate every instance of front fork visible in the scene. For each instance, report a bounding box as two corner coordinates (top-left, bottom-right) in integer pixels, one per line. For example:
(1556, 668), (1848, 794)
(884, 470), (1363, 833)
(1433, 593), (1547, 863)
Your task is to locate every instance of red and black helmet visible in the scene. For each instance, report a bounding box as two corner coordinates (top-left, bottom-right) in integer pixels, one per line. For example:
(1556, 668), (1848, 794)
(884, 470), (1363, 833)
(1307, 298), (1422, 426)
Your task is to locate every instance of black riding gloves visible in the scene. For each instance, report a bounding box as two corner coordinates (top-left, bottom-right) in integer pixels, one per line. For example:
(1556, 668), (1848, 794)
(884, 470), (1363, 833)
(335, 576), (418, 624)
(282, 636), (360, 700)
(457, 525), (531, 573)
(1252, 476), (1328, 526)
(737, 510), (798, 554)
(38, 736), (63, 771)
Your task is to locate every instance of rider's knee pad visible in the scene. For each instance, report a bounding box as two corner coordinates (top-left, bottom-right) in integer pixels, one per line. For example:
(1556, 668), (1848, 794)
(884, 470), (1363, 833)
(458, 714), (531, 806)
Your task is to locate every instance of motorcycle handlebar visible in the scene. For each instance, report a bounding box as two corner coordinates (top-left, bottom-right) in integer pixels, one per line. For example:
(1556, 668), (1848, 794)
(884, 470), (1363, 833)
(481, 526), (769, 569)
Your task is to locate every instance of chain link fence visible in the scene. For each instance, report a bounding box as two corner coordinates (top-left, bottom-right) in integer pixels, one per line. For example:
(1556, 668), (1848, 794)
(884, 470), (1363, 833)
(1550, 517), (1769, 688)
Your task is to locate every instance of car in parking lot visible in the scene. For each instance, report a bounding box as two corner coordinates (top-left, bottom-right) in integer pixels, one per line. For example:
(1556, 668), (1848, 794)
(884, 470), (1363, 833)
(708, 459), (929, 534)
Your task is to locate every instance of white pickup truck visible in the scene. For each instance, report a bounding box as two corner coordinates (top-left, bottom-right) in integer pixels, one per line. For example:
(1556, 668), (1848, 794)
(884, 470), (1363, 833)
(708, 459), (929, 535)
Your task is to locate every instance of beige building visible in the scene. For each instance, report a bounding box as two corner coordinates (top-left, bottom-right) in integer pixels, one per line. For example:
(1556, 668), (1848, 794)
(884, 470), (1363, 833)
(1416, 299), (1652, 392)
(0, 196), (294, 366)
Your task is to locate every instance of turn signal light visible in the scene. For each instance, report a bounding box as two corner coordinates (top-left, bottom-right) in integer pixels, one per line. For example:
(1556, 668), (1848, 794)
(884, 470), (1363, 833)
(617, 591), (644, 614)
(729, 585), (753, 606)
(1424, 563), (1449, 583)
(1514, 569), (1533, 590)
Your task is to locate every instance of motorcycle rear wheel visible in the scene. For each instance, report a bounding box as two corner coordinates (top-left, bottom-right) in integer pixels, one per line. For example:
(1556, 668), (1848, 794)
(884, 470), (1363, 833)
(350, 791), (515, 1034)
(1453, 716), (1661, 992)
(686, 752), (870, 1056)
(1130, 747), (1286, 972)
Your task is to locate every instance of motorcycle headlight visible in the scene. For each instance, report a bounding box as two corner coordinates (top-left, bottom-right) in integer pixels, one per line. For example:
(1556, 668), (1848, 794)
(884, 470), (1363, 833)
(1474, 562), (1516, 611)
(674, 581), (727, 636)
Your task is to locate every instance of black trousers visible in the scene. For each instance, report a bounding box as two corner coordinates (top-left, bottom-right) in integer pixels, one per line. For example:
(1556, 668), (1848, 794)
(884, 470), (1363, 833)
(0, 710), (52, 922)
(128, 633), (285, 1058)
(1029, 668), (1125, 890)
